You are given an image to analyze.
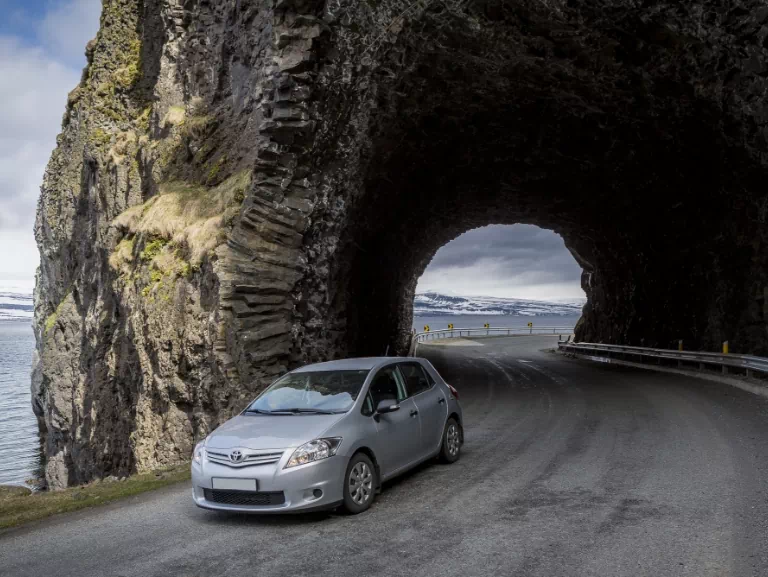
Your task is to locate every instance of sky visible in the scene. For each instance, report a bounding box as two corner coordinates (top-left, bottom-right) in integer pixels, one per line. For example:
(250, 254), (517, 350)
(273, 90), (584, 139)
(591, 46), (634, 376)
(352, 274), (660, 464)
(0, 1), (584, 301)
(416, 224), (585, 300)
(0, 0), (102, 283)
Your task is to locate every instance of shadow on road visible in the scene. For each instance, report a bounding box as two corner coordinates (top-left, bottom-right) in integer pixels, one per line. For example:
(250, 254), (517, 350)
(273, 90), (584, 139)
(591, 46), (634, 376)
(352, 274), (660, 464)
(189, 458), (459, 527)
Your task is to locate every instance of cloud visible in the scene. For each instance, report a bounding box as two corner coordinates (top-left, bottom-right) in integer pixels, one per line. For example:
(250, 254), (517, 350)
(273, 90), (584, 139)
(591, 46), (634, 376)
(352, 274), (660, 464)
(0, 0), (101, 280)
(0, 38), (79, 274)
(37, 0), (101, 66)
(417, 225), (585, 300)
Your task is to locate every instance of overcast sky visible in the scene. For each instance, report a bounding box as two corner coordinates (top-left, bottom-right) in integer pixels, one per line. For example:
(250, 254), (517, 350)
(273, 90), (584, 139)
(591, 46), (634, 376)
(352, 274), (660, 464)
(0, 2), (584, 301)
(0, 0), (101, 283)
(416, 225), (585, 300)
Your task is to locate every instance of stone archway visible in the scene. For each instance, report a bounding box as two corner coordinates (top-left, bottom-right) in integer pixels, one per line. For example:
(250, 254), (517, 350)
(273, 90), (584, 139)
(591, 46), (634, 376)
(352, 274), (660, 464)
(287, 0), (768, 361)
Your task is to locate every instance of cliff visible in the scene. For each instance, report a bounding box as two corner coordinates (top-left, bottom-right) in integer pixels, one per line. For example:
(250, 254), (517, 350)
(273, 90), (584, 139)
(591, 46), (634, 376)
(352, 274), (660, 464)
(33, 0), (321, 488)
(34, 0), (768, 488)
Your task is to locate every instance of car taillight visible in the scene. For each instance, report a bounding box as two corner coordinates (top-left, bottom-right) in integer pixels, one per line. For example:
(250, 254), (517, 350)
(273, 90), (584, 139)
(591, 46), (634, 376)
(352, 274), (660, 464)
(447, 384), (459, 399)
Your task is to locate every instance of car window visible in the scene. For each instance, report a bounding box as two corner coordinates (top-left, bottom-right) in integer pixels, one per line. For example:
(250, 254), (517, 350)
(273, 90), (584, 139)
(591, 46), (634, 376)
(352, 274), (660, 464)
(361, 392), (374, 416)
(368, 366), (406, 408)
(398, 363), (433, 396)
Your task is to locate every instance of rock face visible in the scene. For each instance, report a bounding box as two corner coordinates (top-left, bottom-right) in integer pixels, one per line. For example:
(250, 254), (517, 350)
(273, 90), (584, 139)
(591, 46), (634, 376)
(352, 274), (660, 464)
(34, 0), (768, 487)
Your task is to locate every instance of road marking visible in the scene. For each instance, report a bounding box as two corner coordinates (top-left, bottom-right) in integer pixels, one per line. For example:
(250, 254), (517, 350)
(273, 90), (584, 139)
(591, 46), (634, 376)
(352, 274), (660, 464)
(518, 360), (533, 363)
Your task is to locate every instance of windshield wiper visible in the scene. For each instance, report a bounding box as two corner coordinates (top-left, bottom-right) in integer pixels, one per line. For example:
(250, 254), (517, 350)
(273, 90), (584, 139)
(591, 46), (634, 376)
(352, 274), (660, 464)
(277, 408), (342, 415)
(246, 407), (343, 415)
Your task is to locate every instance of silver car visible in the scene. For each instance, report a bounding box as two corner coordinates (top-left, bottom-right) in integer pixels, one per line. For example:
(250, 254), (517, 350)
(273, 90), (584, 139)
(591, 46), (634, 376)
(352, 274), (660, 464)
(191, 357), (463, 514)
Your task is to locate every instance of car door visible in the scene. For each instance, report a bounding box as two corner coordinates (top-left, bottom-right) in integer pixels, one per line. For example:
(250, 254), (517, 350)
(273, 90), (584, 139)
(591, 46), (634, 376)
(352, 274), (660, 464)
(399, 362), (447, 458)
(367, 365), (422, 477)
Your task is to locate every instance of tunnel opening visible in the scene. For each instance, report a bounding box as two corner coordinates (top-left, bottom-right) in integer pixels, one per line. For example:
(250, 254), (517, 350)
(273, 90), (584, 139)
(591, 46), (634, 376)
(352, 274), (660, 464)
(298, 0), (768, 361)
(410, 224), (586, 332)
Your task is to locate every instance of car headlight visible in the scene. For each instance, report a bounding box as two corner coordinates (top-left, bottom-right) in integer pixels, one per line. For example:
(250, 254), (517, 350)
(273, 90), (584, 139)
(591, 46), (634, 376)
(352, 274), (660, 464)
(285, 438), (342, 469)
(193, 442), (205, 464)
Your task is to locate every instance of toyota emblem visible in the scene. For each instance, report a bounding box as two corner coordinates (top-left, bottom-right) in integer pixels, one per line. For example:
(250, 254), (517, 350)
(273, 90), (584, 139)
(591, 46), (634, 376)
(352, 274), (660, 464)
(229, 449), (244, 463)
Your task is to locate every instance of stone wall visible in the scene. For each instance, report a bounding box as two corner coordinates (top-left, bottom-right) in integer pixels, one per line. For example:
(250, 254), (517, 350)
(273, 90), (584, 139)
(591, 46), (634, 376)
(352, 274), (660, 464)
(35, 0), (768, 487)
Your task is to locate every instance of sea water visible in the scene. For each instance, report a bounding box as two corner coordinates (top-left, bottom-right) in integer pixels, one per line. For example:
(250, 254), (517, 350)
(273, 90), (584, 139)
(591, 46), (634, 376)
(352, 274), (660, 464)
(0, 322), (40, 486)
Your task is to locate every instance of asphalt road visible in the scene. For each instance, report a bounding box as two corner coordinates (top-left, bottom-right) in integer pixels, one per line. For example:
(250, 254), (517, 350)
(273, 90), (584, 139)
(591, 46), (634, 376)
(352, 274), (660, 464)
(2, 336), (768, 577)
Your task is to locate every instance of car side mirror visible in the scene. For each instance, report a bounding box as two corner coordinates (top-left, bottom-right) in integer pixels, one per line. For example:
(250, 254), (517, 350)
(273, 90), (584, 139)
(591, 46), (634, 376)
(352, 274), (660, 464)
(374, 399), (400, 421)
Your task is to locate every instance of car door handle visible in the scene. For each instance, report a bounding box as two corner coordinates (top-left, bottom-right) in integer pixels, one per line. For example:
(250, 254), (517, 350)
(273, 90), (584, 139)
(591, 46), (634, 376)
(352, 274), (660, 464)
(438, 397), (445, 405)
(409, 409), (419, 417)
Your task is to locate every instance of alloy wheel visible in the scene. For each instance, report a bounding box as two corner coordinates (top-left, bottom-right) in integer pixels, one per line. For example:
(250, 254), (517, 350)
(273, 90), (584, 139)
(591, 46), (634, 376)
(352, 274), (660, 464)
(349, 461), (373, 505)
(446, 423), (460, 456)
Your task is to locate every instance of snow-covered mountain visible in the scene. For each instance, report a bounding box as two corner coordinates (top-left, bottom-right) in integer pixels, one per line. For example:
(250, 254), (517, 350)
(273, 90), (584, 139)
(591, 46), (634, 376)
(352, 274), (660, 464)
(413, 292), (585, 316)
(0, 282), (34, 322)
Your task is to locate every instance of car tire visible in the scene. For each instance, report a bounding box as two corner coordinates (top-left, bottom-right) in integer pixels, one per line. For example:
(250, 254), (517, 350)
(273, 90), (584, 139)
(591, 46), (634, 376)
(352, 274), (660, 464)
(341, 453), (377, 514)
(439, 418), (461, 463)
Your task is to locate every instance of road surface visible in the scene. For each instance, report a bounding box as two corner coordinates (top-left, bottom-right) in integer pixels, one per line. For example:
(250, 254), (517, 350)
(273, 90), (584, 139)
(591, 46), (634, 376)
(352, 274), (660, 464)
(2, 336), (768, 576)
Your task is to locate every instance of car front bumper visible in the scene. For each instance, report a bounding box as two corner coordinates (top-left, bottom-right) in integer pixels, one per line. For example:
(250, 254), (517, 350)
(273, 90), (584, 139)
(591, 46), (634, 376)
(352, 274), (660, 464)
(191, 452), (348, 513)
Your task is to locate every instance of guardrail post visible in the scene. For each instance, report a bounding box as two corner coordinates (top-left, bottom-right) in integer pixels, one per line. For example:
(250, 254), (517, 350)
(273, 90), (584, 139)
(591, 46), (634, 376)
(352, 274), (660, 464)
(722, 363), (728, 375)
(746, 368), (753, 378)
(699, 362), (704, 371)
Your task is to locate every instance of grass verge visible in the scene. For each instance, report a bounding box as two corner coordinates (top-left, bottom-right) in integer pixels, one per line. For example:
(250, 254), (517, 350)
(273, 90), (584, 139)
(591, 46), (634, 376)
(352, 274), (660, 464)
(0, 463), (190, 530)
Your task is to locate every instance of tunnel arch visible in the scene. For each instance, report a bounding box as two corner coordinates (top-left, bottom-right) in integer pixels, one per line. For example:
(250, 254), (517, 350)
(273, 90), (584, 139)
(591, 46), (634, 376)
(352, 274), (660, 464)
(413, 224), (585, 304)
(291, 0), (768, 362)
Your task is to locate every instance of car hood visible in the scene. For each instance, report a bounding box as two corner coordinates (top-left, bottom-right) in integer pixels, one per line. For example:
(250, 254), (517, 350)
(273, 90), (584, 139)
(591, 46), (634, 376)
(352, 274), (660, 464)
(205, 413), (344, 450)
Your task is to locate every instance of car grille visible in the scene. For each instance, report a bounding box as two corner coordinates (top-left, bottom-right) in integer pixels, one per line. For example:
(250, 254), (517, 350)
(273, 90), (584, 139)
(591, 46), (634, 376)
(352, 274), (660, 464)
(203, 489), (286, 506)
(206, 449), (284, 468)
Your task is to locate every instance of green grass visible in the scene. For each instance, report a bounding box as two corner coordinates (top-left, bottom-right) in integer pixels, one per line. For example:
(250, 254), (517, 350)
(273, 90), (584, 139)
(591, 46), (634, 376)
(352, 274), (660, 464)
(0, 464), (190, 531)
(140, 238), (167, 261)
(44, 311), (58, 334)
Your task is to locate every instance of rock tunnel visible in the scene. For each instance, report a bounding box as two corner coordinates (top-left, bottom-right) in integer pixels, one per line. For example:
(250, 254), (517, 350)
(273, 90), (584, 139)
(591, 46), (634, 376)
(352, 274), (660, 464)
(33, 0), (768, 486)
(305, 0), (768, 360)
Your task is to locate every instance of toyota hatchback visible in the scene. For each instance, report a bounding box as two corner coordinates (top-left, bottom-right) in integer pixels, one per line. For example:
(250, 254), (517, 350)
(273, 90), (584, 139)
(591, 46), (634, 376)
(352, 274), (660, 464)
(191, 357), (463, 514)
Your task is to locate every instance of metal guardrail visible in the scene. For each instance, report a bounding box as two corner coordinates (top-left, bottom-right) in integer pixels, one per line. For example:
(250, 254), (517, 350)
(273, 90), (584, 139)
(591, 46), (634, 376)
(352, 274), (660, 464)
(415, 326), (576, 343)
(409, 326), (575, 355)
(558, 341), (768, 377)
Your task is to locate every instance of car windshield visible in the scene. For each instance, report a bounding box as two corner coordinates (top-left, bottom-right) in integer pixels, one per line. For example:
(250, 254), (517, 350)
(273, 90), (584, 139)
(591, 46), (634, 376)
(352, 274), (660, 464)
(246, 370), (370, 414)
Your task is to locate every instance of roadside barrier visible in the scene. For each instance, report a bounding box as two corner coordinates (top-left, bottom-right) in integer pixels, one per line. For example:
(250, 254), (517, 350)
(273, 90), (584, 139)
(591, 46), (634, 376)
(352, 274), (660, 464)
(558, 341), (768, 378)
(408, 326), (575, 356)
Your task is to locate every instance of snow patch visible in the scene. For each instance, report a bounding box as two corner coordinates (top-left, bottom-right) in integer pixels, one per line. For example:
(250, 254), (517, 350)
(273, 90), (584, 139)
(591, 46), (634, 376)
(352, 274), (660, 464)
(413, 291), (585, 316)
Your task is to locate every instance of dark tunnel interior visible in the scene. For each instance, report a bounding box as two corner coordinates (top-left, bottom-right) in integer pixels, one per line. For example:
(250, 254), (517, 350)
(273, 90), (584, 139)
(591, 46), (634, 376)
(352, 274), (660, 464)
(314, 0), (768, 358)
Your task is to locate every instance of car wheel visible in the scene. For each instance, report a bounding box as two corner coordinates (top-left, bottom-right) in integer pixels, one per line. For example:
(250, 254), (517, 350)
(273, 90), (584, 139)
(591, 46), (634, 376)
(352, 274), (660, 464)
(439, 418), (461, 463)
(342, 453), (376, 514)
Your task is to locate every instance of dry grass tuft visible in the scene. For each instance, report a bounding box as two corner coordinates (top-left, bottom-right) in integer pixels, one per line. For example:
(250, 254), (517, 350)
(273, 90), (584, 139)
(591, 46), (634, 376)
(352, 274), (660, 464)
(162, 105), (186, 128)
(109, 238), (135, 273)
(109, 131), (137, 165)
(113, 171), (250, 264)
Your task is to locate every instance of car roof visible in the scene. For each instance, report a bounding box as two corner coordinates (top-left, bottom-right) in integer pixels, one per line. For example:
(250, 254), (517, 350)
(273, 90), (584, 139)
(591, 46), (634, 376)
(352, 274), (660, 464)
(292, 357), (421, 373)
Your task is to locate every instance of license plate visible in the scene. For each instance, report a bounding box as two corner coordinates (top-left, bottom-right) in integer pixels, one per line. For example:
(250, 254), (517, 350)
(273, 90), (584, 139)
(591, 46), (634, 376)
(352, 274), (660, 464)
(212, 478), (258, 491)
